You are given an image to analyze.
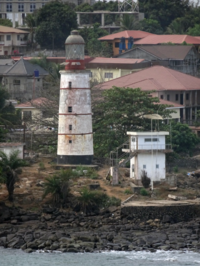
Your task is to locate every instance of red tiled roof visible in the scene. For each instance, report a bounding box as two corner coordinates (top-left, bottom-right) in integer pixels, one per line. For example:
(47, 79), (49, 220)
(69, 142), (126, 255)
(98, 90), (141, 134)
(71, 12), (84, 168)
(87, 57), (145, 64)
(16, 97), (49, 108)
(98, 65), (200, 92)
(134, 35), (200, 45)
(98, 30), (155, 41)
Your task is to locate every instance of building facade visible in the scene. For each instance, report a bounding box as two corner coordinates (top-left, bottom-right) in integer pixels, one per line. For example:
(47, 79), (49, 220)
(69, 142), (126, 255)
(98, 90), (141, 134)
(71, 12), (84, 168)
(0, 0), (95, 27)
(3, 57), (48, 101)
(124, 132), (170, 183)
(0, 25), (28, 55)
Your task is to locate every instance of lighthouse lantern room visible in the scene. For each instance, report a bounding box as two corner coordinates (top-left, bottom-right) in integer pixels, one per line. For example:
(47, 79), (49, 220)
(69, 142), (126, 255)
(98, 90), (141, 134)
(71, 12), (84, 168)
(57, 30), (93, 165)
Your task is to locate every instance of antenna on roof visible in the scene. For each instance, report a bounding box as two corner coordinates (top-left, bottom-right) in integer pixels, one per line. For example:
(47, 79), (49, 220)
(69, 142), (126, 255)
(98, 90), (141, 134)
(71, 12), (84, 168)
(118, 0), (139, 12)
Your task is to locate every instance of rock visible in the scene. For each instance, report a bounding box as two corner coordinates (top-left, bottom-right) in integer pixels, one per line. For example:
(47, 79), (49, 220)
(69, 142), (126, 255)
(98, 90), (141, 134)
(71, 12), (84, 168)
(142, 233), (167, 245)
(24, 248), (33, 253)
(67, 248), (78, 253)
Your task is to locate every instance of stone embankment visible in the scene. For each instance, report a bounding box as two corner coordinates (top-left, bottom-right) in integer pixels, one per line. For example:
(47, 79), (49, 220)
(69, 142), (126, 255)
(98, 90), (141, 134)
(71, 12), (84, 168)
(1, 202), (200, 253)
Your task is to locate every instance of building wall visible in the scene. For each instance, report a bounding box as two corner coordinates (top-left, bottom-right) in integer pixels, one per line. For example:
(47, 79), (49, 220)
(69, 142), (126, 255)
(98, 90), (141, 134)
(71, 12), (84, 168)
(88, 67), (135, 84)
(132, 153), (166, 182)
(130, 134), (166, 151)
(0, 145), (24, 159)
(0, 33), (27, 55)
(3, 76), (44, 101)
(117, 47), (157, 60)
(0, 0), (94, 26)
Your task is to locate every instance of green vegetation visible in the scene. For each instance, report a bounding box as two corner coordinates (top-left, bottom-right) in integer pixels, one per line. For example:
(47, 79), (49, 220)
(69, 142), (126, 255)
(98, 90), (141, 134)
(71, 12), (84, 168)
(0, 151), (26, 201)
(0, 18), (12, 27)
(140, 188), (149, 197)
(39, 162), (45, 170)
(173, 166), (179, 173)
(43, 169), (76, 203)
(35, 1), (77, 49)
(0, 86), (21, 127)
(93, 86), (173, 157)
(124, 189), (132, 195)
(77, 187), (121, 213)
(74, 166), (98, 179)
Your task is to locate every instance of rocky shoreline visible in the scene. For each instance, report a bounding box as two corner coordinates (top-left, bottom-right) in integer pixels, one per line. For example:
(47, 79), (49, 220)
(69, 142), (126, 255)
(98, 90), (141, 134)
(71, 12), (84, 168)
(1, 203), (200, 253)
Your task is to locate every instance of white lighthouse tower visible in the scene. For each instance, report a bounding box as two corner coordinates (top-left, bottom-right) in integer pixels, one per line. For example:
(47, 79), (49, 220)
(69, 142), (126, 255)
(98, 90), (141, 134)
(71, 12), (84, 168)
(57, 30), (93, 165)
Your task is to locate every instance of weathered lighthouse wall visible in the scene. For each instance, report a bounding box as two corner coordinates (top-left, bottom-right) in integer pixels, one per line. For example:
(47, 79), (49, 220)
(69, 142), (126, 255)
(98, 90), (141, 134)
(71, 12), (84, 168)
(57, 71), (93, 165)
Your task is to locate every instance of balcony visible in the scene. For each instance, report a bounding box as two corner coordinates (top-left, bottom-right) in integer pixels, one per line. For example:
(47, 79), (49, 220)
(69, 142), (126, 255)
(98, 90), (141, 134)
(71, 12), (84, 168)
(122, 143), (172, 153)
(20, 41), (27, 45)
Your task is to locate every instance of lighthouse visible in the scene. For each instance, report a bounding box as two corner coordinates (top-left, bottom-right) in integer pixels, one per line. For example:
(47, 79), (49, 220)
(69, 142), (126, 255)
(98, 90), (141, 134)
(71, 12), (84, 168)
(57, 30), (93, 165)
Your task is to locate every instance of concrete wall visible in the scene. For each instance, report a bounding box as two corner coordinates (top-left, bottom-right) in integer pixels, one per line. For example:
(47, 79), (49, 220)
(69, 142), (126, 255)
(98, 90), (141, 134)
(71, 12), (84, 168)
(121, 204), (200, 223)
(130, 134), (166, 150)
(3, 76), (44, 101)
(0, 145), (23, 159)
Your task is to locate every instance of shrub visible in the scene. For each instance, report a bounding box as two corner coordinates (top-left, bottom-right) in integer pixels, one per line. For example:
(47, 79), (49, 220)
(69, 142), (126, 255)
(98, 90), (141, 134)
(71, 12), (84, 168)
(39, 162), (45, 170)
(140, 188), (149, 196)
(124, 189), (132, 195)
(141, 170), (151, 188)
(43, 170), (73, 203)
(173, 166), (179, 173)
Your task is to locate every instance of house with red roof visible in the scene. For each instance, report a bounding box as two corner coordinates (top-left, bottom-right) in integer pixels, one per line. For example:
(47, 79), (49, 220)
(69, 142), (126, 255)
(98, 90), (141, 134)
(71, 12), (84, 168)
(85, 57), (146, 84)
(134, 34), (200, 47)
(98, 30), (155, 56)
(97, 65), (200, 125)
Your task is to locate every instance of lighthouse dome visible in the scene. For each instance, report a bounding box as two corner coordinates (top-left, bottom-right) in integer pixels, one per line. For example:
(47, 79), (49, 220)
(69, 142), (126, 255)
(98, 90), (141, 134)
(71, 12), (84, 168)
(65, 30), (85, 60)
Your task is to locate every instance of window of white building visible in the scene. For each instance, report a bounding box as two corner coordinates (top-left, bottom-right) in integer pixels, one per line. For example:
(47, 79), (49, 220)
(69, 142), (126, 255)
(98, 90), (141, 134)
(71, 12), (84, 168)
(6, 4), (12, 12)
(156, 164), (159, 169)
(30, 4), (36, 12)
(144, 138), (159, 142)
(143, 165), (146, 169)
(18, 3), (24, 12)
(6, 35), (11, 41)
(13, 80), (20, 85)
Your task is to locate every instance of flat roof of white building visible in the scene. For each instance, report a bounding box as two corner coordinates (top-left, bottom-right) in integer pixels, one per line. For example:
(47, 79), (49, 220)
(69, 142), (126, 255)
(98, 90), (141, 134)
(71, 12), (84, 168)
(127, 131), (169, 136)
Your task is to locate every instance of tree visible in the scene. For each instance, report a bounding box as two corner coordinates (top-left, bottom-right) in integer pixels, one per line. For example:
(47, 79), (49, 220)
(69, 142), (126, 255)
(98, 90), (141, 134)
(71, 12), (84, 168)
(35, 1), (77, 49)
(187, 24), (200, 36)
(79, 23), (112, 57)
(0, 18), (12, 27)
(166, 122), (199, 154)
(138, 19), (164, 34)
(93, 86), (173, 157)
(139, 0), (191, 30)
(0, 151), (25, 201)
(166, 18), (186, 34)
(0, 86), (21, 127)
(120, 14), (139, 30)
(25, 14), (36, 48)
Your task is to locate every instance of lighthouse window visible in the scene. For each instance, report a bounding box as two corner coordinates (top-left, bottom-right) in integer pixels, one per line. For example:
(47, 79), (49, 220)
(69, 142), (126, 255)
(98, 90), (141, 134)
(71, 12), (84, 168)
(156, 164), (159, 169)
(143, 165), (146, 169)
(69, 140), (72, 143)
(68, 106), (72, 112)
(69, 125), (72, 130)
(69, 82), (72, 88)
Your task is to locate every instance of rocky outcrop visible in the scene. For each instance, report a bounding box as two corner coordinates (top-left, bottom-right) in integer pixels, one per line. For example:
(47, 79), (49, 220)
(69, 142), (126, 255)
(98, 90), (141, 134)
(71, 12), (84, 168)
(1, 202), (200, 253)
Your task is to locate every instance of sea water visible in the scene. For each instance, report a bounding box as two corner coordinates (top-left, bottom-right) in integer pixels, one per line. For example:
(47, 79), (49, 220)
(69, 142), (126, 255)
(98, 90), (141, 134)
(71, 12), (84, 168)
(1, 248), (200, 266)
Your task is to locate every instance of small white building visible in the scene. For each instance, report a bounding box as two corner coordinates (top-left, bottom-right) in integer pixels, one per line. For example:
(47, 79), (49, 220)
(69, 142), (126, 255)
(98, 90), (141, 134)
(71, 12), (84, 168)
(0, 143), (25, 159)
(123, 132), (172, 184)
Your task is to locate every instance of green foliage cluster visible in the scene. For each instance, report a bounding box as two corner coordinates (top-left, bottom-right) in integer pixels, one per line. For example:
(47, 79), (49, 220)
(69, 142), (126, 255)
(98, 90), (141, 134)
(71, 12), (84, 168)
(34, 1), (77, 49)
(140, 188), (149, 196)
(79, 23), (112, 57)
(43, 169), (76, 203)
(0, 86), (21, 128)
(0, 18), (12, 27)
(77, 187), (121, 213)
(0, 151), (26, 201)
(164, 122), (200, 154)
(74, 166), (98, 179)
(124, 189), (132, 195)
(93, 86), (173, 157)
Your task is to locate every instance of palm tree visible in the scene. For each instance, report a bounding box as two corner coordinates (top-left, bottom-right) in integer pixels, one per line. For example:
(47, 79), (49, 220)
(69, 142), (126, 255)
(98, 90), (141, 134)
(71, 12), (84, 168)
(0, 151), (25, 201)
(25, 14), (36, 48)
(120, 14), (139, 30)
(166, 19), (185, 34)
(77, 187), (97, 214)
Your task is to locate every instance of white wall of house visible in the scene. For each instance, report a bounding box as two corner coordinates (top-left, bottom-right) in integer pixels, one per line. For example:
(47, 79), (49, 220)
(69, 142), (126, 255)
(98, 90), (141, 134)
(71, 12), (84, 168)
(0, 145), (24, 159)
